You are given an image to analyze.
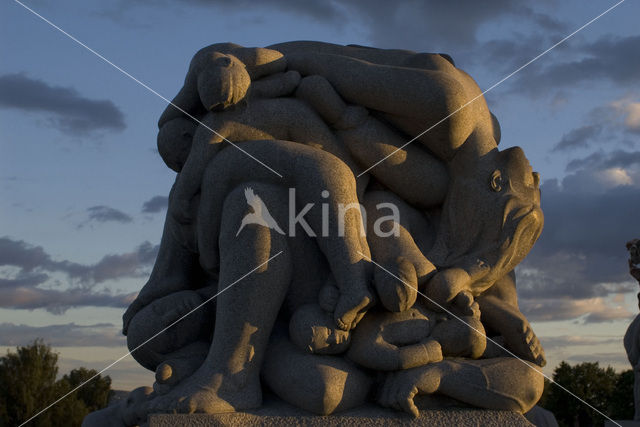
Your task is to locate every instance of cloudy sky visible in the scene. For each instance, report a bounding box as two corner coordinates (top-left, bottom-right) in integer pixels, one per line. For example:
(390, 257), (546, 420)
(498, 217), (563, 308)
(1, 0), (639, 393)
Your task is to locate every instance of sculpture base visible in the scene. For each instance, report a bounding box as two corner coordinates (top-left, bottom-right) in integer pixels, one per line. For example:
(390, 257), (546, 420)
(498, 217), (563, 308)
(605, 422), (640, 427)
(149, 397), (532, 426)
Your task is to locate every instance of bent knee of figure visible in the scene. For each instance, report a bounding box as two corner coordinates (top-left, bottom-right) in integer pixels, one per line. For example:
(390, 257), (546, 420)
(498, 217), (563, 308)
(516, 362), (545, 412)
(263, 336), (371, 415)
(486, 359), (544, 413)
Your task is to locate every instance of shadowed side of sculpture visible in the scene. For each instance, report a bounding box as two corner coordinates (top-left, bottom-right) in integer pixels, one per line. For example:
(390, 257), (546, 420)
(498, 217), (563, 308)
(625, 239), (640, 421)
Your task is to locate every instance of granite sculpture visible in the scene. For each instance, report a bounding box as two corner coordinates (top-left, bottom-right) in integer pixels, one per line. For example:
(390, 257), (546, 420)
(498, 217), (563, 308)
(83, 41), (546, 426)
(625, 239), (640, 421)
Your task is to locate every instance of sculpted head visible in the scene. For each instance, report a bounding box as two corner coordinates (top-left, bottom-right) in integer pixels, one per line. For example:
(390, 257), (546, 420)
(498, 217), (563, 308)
(440, 147), (543, 290)
(485, 147), (543, 279)
(197, 52), (251, 111)
(289, 304), (351, 355)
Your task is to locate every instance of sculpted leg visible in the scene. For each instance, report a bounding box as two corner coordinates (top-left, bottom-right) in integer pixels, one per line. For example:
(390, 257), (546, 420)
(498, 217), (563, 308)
(148, 183), (292, 414)
(123, 185), (203, 336)
(379, 357), (543, 417)
(363, 191), (438, 312)
(477, 273), (546, 367)
(262, 325), (373, 415)
(198, 140), (373, 331)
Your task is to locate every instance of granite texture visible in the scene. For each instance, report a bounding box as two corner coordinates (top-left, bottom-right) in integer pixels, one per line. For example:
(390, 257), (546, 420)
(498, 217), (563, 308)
(84, 41), (547, 426)
(149, 400), (533, 427)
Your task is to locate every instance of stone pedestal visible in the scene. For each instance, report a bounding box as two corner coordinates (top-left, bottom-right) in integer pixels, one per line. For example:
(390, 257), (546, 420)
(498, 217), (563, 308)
(149, 397), (532, 426)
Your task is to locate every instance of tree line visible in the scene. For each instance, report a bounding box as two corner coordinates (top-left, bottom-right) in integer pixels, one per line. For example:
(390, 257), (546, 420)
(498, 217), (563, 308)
(0, 340), (111, 426)
(0, 340), (634, 426)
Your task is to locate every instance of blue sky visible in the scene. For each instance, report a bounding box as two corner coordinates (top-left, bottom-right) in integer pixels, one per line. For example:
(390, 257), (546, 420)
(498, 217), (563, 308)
(1, 0), (639, 390)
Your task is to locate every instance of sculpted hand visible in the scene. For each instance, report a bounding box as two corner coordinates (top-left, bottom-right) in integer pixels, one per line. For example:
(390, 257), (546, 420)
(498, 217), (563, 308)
(451, 290), (480, 317)
(334, 289), (374, 331)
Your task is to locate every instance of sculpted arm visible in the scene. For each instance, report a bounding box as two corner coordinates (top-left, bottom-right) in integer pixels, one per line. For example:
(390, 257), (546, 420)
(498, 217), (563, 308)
(347, 315), (442, 371)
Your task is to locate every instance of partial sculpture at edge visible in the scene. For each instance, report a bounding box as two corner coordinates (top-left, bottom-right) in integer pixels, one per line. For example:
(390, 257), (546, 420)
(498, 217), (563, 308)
(83, 41), (546, 426)
(625, 239), (640, 421)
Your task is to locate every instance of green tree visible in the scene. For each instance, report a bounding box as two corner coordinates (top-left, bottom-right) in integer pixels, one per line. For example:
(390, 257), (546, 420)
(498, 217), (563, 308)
(0, 339), (60, 426)
(609, 369), (634, 419)
(63, 367), (113, 412)
(0, 340), (112, 427)
(542, 361), (629, 427)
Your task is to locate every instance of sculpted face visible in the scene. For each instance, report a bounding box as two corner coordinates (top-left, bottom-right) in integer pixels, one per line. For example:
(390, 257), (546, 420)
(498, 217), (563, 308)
(488, 147), (543, 276)
(438, 147), (543, 290)
(197, 52), (251, 111)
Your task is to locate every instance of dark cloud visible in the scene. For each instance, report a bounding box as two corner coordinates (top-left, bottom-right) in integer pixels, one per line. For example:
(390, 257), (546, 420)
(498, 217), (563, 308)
(540, 335), (622, 351)
(132, 1), (563, 56)
(85, 205), (133, 224)
(0, 322), (126, 347)
(552, 97), (640, 152)
(520, 296), (634, 323)
(553, 125), (604, 152)
(187, 0), (342, 22)
(0, 236), (158, 313)
(141, 196), (168, 214)
(518, 183), (640, 295)
(0, 287), (136, 315)
(353, 0), (519, 52)
(512, 35), (640, 95)
(567, 150), (640, 172)
(0, 73), (125, 135)
(89, 241), (158, 284)
(514, 151), (640, 323)
(0, 237), (158, 284)
(0, 237), (51, 271)
(0, 273), (49, 289)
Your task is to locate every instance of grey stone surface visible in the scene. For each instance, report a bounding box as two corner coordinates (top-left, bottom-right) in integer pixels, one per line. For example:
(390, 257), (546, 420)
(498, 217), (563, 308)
(605, 422), (640, 427)
(85, 41), (547, 426)
(524, 405), (558, 427)
(149, 399), (534, 426)
(625, 239), (640, 421)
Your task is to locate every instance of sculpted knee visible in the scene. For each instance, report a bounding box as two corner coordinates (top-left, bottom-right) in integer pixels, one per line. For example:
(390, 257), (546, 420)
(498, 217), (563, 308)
(516, 364), (545, 413)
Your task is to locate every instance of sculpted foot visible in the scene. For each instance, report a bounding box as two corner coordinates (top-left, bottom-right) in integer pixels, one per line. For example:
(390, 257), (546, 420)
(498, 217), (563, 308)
(505, 319), (546, 367)
(378, 363), (447, 417)
(147, 367), (261, 414)
(154, 355), (206, 395)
